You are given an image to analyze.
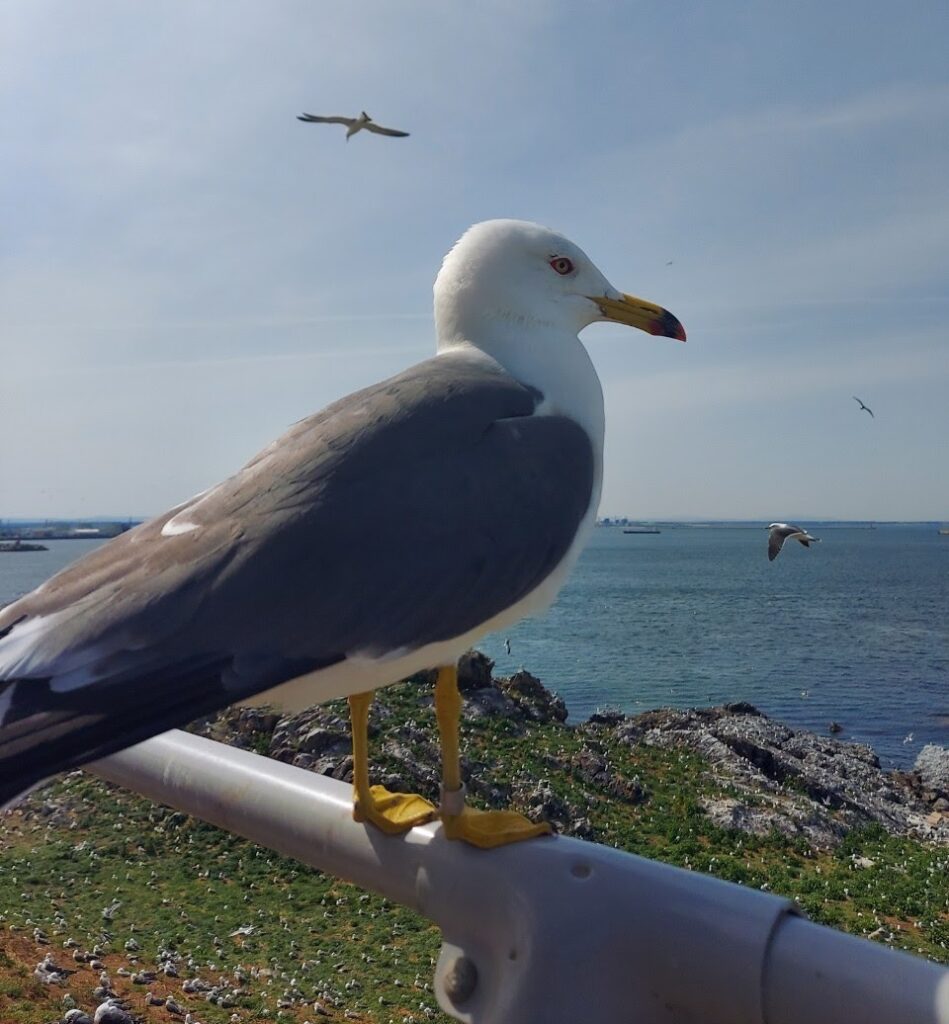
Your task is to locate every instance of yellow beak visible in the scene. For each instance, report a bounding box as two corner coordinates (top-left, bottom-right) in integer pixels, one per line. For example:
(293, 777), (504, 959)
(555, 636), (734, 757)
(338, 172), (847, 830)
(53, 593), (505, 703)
(592, 292), (686, 341)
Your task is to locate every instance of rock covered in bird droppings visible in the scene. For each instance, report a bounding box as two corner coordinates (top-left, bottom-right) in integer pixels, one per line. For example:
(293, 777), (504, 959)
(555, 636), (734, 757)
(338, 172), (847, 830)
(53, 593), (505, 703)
(590, 704), (949, 847)
(914, 744), (949, 796)
(500, 669), (568, 723)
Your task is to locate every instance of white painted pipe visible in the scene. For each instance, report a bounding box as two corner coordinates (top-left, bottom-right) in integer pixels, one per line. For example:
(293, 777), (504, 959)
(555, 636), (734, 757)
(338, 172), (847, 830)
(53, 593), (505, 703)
(765, 914), (949, 1024)
(92, 729), (949, 1024)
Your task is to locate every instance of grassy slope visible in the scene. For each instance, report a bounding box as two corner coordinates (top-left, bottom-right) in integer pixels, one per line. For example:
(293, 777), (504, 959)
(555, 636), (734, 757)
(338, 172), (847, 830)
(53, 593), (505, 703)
(1, 680), (946, 1024)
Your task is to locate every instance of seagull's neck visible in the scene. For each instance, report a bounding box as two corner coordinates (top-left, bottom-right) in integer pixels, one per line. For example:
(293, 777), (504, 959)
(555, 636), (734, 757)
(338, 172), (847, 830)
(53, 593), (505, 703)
(437, 321), (605, 456)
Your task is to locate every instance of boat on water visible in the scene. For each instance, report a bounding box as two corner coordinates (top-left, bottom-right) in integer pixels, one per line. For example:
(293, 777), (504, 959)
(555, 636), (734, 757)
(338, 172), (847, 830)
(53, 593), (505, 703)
(939, 528), (949, 536)
(0, 539), (49, 552)
(623, 527), (661, 535)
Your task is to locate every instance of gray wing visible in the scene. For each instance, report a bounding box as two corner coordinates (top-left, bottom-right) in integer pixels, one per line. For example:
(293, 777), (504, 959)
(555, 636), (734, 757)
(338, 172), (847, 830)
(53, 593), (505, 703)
(767, 524), (799, 561)
(852, 396), (874, 417)
(364, 122), (410, 137)
(297, 113), (355, 126)
(0, 353), (592, 803)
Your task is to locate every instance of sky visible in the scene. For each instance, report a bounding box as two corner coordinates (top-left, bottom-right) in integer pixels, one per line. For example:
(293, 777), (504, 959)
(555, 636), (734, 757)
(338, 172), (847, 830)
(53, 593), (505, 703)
(2, 1), (948, 521)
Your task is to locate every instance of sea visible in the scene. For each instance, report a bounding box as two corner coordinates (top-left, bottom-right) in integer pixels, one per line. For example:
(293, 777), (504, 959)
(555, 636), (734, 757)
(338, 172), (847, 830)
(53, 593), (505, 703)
(2, 525), (947, 768)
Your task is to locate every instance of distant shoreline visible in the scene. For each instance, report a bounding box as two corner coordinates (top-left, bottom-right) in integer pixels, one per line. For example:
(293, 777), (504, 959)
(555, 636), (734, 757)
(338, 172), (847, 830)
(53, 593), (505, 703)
(596, 520), (946, 529)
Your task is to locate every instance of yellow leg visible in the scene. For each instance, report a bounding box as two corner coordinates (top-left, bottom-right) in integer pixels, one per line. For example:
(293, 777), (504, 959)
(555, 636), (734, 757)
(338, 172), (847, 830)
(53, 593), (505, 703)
(348, 691), (436, 834)
(435, 665), (551, 849)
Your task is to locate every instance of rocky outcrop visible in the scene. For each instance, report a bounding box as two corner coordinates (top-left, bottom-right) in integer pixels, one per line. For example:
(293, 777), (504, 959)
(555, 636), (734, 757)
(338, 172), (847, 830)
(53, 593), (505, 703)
(201, 652), (947, 850)
(914, 744), (949, 800)
(586, 703), (949, 848)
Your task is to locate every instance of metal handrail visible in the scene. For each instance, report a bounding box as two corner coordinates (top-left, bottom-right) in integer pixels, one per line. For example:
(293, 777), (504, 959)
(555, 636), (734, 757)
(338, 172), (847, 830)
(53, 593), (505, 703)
(91, 730), (949, 1024)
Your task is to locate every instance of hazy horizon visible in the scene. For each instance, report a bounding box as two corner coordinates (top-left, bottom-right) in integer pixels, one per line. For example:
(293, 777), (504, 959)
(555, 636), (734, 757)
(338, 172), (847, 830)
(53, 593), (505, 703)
(2, 513), (945, 526)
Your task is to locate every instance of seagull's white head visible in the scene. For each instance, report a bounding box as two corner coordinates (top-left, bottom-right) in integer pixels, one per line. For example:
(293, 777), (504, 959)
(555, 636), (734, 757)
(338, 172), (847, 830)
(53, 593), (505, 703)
(434, 219), (686, 348)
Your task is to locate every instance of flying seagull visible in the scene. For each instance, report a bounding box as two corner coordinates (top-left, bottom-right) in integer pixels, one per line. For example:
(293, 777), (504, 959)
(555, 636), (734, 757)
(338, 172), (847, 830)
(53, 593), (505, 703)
(852, 396), (874, 418)
(0, 219), (685, 847)
(768, 523), (820, 561)
(297, 110), (409, 140)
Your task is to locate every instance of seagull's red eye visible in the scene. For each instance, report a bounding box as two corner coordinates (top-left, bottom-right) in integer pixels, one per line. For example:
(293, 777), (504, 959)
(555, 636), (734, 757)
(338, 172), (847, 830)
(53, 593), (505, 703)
(549, 256), (574, 276)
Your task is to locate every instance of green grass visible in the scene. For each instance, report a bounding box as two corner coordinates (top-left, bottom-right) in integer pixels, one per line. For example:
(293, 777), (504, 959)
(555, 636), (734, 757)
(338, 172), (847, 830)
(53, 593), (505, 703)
(1, 680), (946, 1023)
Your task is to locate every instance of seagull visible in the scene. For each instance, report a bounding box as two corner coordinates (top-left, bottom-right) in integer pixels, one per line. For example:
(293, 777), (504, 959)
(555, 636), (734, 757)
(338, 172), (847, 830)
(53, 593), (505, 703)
(0, 219), (685, 847)
(101, 899), (122, 921)
(297, 110), (409, 141)
(768, 523), (820, 561)
(852, 396), (874, 418)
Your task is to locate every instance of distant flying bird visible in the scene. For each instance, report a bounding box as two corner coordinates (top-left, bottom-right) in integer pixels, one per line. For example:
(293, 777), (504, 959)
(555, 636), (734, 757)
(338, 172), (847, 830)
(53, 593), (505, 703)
(768, 523), (820, 561)
(852, 396), (874, 418)
(297, 110), (409, 140)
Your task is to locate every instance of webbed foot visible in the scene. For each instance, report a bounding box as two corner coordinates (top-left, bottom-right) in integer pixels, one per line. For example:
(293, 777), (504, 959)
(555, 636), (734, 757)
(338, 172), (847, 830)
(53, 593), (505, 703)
(353, 784), (437, 834)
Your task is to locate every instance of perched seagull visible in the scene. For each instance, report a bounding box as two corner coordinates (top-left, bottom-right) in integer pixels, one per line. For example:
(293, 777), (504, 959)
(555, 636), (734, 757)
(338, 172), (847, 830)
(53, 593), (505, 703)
(297, 110), (409, 140)
(768, 523), (820, 561)
(852, 395), (874, 418)
(0, 219), (685, 847)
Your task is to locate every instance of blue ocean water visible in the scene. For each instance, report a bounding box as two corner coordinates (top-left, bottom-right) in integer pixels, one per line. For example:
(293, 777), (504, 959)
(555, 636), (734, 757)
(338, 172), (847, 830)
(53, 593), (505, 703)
(479, 525), (948, 767)
(2, 527), (946, 767)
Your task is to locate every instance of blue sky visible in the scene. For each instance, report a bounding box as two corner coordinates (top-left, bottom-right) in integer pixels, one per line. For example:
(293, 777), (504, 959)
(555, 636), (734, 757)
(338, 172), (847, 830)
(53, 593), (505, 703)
(2, 1), (948, 520)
